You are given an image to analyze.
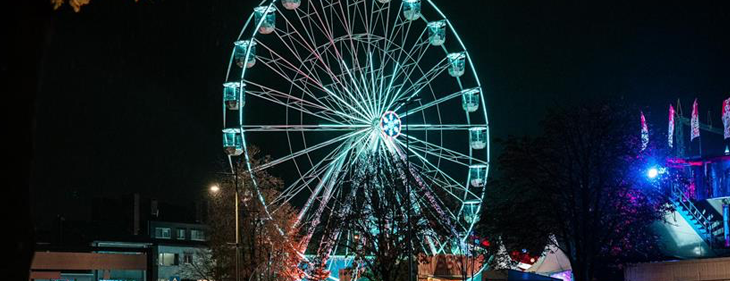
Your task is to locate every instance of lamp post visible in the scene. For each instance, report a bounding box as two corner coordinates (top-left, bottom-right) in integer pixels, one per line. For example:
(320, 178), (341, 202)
(396, 96), (421, 281)
(210, 170), (242, 281)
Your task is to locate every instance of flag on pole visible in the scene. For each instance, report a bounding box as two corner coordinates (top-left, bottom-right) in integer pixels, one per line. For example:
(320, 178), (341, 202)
(722, 98), (730, 139)
(691, 98), (700, 141)
(668, 105), (675, 148)
(641, 111), (648, 151)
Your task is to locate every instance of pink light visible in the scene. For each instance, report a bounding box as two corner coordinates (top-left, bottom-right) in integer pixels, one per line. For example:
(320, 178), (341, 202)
(550, 270), (573, 281)
(691, 98), (700, 141)
(668, 104), (675, 148)
(641, 111), (648, 151)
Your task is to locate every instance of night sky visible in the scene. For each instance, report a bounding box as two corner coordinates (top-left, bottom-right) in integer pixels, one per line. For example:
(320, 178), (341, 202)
(31, 1), (730, 229)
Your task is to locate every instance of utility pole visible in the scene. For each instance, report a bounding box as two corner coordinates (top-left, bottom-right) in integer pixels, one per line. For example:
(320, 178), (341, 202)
(398, 96), (421, 281)
(235, 170), (241, 281)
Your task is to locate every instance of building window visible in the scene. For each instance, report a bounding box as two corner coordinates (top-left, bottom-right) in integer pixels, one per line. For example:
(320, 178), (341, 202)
(155, 227), (171, 239)
(183, 252), (194, 264)
(191, 229), (205, 241)
(158, 253), (178, 266)
(176, 228), (186, 240)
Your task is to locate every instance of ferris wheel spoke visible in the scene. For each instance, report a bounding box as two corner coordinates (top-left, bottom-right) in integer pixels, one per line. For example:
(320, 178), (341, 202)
(338, 1), (378, 115)
(270, 135), (358, 209)
(415, 162), (480, 206)
(406, 145), (469, 168)
(278, 130), (370, 222)
(398, 87), (480, 118)
(394, 42), (437, 100)
(388, 144), (462, 239)
(252, 48), (333, 108)
(245, 89), (346, 125)
(410, 164), (466, 205)
(388, 24), (427, 87)
(393, 138), (481, 200)
(289, 8), (356, 96)
(277, 8), (349, 91)
(388, 58), (449, 112)
(244, 80), (363, 124)
(241, 124), (368, 132)
(340, 59), (376, 118)
(308, 15), (379, 122)
(295, 128), (373, 230)
(386, 58), (448, 114)
(402, 124), (484, 131)
(254, 129), (366, 172)
(297, 150), (348, 254)
(255, 44), (371, 123)
(401, 133), (489, 166)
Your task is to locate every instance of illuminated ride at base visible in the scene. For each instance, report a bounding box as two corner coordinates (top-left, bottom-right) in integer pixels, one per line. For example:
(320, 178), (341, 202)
(219, 0), (490, 279)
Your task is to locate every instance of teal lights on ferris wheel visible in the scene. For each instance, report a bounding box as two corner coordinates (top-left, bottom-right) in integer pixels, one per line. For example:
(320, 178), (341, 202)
(219, 0), (492, 277)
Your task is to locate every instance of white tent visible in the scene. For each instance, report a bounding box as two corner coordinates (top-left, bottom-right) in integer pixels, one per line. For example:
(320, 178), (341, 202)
(524, 244), (571, 280)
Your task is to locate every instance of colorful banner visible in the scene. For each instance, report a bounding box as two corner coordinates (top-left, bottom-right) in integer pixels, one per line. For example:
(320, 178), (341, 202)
(641, 111), (648, 151)
(722, 98), (730, 139)
(691, 98), (700, 141)
(668, 105), (675, 148)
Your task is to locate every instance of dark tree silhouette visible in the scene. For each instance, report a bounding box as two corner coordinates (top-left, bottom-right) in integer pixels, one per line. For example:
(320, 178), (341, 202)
(479, 102), (670, 281)
(328, 155), (450, 281)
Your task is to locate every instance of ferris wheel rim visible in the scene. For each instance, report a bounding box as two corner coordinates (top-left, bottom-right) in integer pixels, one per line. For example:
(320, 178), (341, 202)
(222, 0), (491, 260)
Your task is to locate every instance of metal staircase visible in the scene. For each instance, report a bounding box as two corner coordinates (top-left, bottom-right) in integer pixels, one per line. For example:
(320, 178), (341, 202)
(670, 182), (725, 248)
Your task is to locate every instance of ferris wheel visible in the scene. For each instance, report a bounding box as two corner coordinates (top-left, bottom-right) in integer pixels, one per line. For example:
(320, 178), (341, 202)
(221, 0), (490, 268)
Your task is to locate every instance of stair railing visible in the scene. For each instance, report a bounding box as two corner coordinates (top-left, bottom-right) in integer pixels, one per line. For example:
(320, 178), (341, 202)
(670, 182), (716, 246)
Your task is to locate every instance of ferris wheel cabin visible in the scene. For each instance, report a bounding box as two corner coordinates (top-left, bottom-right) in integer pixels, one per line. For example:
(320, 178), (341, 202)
(223, 82), (244, 110)
(428, 20), (447, 46)
(222, 128), (244, 156)
(281, 0), (301, 10)
(254, 6), (277, 35)
(469, 164), (488, 187)
(447, 52), (466, 77)
(234, 40), (256, 68)
(403, 0), (421, 21)
(461, 88), (480, 113)
(469, 127), (488, 150)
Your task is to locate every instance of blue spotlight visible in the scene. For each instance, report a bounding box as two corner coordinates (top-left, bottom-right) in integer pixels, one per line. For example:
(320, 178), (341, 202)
(647, 167), (659, 179)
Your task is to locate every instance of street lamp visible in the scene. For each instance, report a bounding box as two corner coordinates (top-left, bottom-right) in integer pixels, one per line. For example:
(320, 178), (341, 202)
(210, 171), (242, 281)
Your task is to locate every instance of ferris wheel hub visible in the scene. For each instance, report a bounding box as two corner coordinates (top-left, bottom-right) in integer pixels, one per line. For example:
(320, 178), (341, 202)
(380, 111), (402, 138)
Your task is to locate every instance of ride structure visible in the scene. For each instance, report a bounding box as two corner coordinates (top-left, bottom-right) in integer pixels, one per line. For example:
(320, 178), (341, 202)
(219, 0), (491, 280)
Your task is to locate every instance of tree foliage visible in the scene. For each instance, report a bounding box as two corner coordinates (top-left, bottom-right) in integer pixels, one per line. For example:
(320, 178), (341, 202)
(205, 147), (303, 281)
(478, 102), (670, 281)
(51, 0), (139, 12)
